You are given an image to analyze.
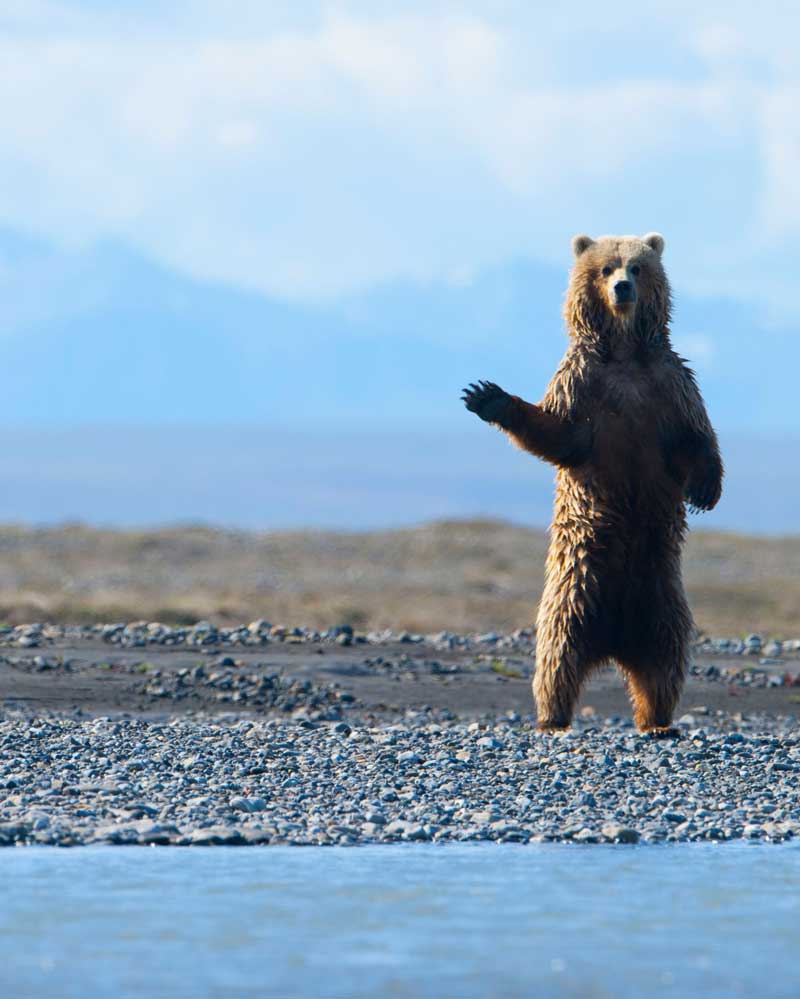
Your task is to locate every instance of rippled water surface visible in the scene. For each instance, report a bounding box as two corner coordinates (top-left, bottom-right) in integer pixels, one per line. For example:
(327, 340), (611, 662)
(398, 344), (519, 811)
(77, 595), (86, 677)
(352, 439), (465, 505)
(1, 843), (799, 998)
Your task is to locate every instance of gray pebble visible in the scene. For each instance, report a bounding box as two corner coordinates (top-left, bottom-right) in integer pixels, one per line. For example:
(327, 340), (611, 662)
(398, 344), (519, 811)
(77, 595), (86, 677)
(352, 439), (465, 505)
(0, 703), (798, 848)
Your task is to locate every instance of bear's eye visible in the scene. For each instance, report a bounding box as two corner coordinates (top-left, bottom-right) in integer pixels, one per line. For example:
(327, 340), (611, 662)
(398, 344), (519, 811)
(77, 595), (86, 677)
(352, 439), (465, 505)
(631, 265), (641, 276)
(601, 266), (613, 277)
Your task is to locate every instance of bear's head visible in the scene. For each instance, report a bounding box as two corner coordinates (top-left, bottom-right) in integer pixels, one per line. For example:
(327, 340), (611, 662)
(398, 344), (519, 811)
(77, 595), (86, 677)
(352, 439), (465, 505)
(565, 232), (671, 350)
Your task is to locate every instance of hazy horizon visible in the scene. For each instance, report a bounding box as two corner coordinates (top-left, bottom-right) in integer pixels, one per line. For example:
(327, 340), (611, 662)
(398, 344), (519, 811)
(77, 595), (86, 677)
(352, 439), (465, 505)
(0, 425), (791, 535)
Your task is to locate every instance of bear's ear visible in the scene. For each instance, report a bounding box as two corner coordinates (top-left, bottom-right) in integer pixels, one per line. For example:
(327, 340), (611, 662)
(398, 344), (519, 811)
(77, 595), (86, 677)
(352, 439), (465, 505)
(643, 232), (665, 257)
(571, 234), (595, 258)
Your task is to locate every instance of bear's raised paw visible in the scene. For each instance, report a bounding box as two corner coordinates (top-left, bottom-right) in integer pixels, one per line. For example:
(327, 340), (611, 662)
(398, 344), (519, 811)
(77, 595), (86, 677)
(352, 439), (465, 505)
(461, 381), (513, 426)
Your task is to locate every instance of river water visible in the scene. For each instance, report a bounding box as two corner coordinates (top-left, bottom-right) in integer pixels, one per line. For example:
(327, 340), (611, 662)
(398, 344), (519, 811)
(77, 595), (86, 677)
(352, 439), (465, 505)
(1, 843), (798, 998)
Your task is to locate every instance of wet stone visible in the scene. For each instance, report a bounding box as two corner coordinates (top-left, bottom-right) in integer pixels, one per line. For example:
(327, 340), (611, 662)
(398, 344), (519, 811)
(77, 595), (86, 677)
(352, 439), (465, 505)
(0, 703), (798, 848)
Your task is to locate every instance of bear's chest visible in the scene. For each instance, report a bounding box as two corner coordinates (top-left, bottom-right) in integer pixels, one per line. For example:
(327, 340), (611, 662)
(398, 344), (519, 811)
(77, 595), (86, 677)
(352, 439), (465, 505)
(590, 361), (674, 474)
(595, 360), (670, 420)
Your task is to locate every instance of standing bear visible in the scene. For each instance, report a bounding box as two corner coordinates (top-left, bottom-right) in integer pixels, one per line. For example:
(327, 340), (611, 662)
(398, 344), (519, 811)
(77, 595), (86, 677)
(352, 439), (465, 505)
(463, 232), (722, 733)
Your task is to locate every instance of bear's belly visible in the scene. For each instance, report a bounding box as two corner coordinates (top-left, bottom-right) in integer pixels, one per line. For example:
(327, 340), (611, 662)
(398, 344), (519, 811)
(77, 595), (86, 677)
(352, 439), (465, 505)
(582, 409), (680, 503)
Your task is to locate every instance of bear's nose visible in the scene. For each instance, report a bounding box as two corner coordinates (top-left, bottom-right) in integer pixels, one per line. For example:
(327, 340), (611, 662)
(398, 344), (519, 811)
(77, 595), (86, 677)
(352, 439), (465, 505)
(614, 280), (634, 302)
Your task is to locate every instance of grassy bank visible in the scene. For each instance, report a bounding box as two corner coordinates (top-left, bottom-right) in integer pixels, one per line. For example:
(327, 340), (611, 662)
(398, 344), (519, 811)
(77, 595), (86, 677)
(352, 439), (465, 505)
(0, 520), (795, 636)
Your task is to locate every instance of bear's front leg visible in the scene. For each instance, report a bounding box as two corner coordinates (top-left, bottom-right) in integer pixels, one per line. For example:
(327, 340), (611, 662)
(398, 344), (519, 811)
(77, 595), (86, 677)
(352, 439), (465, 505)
(685, 437), (723, 512)
(462, 381), (592, 468)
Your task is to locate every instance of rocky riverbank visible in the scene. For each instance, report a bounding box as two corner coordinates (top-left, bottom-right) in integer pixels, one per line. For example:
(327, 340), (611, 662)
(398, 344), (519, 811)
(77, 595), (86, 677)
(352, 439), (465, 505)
(2, 622), (800, 848)
(4, 619), (800, 663)
(1, 708), (799, 847)
(3, 622), (800, 721)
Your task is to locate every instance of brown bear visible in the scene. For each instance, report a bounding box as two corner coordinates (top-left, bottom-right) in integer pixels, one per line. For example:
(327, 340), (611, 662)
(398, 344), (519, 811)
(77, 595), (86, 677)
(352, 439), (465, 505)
(462, 232), (722, 734)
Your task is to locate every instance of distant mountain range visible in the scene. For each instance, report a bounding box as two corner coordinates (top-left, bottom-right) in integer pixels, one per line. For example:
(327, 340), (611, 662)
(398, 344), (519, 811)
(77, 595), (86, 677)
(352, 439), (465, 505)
(0, 425), (794, 535)
(0, 227), (791, 432)
(0, 227), (793, 532)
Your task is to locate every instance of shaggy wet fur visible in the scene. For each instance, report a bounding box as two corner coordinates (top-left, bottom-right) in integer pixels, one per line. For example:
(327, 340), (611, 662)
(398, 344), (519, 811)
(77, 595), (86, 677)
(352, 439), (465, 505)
(463, 232), (723, 733)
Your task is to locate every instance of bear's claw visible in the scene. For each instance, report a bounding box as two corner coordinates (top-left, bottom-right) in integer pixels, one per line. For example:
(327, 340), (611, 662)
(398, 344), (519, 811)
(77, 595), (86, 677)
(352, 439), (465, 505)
(644, 726), (681, 740)
(686, 468), (722, 513)
(461, 380), (513, 426)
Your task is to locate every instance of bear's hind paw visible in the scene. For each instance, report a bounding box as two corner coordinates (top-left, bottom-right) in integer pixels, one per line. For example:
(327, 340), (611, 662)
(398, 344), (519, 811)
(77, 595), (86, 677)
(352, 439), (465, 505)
(642, 725), (681, 740)
(536, 721), (572, 735)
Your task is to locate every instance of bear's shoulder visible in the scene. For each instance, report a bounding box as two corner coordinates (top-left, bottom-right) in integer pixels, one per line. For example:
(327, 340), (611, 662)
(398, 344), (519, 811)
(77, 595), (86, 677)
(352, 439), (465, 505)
(542, 345), (598, 418)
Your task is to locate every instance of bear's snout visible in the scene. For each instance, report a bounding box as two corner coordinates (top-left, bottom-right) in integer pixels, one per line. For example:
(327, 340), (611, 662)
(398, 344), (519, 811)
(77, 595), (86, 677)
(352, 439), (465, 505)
(613, 279), (636, 305)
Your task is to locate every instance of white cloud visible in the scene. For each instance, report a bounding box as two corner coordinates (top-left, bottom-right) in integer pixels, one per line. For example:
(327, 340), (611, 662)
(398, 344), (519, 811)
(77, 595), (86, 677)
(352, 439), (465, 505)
(759, 90), (800, 239)
(217, 120), (260, 150)
(0, 1), (797, 307)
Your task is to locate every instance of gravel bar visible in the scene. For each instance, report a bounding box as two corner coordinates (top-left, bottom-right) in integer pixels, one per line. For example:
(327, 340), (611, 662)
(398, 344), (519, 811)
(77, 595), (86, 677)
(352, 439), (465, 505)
(2, 620), (798, 662)
(2, 709), (800, 847)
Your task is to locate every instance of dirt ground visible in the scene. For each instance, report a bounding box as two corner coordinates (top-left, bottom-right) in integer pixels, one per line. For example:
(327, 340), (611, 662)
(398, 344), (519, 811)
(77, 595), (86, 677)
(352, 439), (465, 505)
(2, 639), (798, 723)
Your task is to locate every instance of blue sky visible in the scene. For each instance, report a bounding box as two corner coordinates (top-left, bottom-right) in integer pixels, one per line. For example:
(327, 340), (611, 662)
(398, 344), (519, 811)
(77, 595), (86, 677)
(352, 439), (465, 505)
(0, 1), (798, 529)
(0, 1), (798, 307)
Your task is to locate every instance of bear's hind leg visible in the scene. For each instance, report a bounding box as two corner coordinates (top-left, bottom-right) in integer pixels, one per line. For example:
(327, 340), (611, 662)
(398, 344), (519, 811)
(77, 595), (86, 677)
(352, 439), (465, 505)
(533, 554), (606, 732)
(533, 643), (597, 732)
(619, 582), (691, 733)
(618, 655), (686, 734)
